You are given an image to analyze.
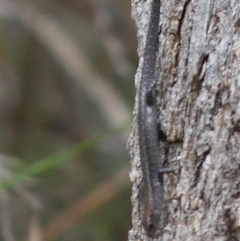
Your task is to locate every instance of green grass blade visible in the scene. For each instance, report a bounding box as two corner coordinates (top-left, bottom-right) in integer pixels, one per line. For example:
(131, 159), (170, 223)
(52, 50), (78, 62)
(1, 124), (128, 192)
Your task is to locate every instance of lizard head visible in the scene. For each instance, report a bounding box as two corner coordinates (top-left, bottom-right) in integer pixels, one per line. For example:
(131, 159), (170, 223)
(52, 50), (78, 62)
(142, 198), (160, 238)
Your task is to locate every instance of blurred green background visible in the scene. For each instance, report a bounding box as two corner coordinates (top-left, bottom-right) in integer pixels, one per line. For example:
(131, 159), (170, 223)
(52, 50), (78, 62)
(2, 0), (137, 240)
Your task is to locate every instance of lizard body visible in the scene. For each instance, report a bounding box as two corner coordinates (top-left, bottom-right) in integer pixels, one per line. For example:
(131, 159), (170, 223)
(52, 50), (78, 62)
(136, 0), (162, 237)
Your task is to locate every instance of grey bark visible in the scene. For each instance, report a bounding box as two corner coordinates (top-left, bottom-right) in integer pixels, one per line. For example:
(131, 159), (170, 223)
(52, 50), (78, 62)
(127, 0), (240, 240)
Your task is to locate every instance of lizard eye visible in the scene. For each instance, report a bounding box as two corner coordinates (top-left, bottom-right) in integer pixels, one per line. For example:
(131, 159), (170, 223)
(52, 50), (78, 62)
(148, 222), (154, 231)
(147, 222), (156, 238)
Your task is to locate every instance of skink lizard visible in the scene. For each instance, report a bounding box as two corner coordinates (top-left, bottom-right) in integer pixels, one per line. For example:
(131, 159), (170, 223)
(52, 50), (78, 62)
(136, 0), (163, 237)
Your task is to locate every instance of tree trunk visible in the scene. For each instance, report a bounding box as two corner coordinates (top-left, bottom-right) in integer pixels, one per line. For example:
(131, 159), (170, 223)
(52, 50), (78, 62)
(127, 0), (240, 240)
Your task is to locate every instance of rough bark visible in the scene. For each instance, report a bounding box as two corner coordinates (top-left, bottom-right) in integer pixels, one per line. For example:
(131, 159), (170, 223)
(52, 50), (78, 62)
(127, 0), (240, 240)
